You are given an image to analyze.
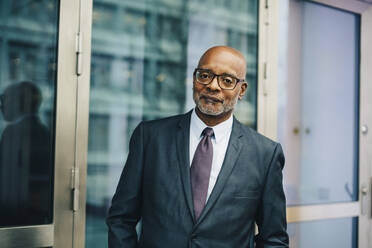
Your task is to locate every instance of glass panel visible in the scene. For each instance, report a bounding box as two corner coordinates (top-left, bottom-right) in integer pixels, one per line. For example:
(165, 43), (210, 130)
(86, 0), (259, 247)
(288, 217), (357, 248)
(0, 0), (59, 226)
(278, 1), (360, 205)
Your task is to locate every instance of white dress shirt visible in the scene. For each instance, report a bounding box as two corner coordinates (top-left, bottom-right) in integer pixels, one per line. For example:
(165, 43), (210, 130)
(189, 108), (233, 201)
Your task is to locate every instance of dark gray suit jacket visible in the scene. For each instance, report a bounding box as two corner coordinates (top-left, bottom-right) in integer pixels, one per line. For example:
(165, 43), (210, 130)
(107, 111), (289, 247)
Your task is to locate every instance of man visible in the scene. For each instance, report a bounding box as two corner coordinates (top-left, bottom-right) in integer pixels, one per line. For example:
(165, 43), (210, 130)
(107, 46), (289, 247)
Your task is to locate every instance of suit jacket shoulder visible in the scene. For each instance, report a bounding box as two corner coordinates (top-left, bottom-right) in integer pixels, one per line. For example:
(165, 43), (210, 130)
(232, 117), (285, 177)
(139, 111), (191, 141)
(142, 112), (187, 128)
(234, 117), (280, 152)
(238, 119), (278, 146)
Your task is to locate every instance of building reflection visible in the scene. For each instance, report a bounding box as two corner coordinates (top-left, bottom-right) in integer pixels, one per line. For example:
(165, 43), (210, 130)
(87, 0), (258, 247)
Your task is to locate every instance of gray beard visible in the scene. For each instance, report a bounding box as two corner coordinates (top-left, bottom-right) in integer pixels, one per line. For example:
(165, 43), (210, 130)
(193, 94), (238, 116)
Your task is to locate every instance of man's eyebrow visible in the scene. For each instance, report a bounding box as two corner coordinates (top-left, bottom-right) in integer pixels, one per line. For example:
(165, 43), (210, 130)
(221, 72), (238, 78)
(217, 71), (240, 79)
(198, 68), (239, 78)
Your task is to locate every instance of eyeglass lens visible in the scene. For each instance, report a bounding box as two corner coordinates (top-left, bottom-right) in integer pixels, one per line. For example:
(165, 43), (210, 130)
(195, 70), (236, 89)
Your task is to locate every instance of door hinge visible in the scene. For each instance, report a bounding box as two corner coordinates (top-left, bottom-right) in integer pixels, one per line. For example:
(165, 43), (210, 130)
(71, 168), (80, 211)
(263, 62), (268, 96)
(263, 62), (268, 80)
(76, 32), (83, 76)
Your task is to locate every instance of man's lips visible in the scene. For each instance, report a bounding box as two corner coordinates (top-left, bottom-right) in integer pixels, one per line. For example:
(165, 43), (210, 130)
(200, 95), (223, 103)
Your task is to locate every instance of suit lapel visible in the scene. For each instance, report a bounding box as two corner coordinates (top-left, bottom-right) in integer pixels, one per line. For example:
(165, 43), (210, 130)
(194, 117), (244, 227)
(175, 110), (195, 221)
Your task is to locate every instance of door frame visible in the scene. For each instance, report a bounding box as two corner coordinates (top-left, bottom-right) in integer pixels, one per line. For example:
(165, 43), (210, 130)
(257, 0), (372, 247)
(70, 0), (92, 247)
(6, 0), (366, 247)
(0, 0), (84, 247)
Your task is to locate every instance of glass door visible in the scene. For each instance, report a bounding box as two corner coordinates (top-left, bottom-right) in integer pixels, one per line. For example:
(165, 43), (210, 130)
(85, 0), (259, 247)
(0, 0), (84, 247)
(277, 0), (372, 247)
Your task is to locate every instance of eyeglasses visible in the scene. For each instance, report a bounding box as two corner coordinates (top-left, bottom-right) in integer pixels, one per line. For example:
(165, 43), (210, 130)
(193, 68), (245, 90)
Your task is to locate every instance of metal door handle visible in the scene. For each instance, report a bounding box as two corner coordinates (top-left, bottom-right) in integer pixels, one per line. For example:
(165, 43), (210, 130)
(361, 183), (371, 217)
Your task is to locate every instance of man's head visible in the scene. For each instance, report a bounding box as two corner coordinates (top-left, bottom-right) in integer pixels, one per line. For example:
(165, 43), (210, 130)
(193, 46), (248, 119)
(0, 81), (42, 122)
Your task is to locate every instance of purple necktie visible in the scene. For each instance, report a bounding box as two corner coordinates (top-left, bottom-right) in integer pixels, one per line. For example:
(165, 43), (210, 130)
(191, 127), (214, 220)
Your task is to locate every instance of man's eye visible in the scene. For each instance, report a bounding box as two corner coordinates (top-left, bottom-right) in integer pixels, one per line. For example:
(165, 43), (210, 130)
(222, 77), (233, 85)
(200, 73), (210, 79)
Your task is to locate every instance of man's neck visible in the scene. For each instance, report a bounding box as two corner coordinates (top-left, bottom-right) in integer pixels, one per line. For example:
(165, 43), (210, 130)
(195, 107), (232, 127)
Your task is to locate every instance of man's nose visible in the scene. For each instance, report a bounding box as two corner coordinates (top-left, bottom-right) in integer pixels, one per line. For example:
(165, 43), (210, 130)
(207, 76), (221, 91)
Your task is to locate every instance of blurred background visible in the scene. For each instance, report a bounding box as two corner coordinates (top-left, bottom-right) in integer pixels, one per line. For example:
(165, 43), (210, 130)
(0, 0), (371, 247)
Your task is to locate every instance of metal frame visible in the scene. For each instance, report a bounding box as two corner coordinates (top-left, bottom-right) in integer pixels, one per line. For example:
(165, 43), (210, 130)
(0, 0), (82, 247)
(257, 0), (279, 139)
(53, 0), (81, 247)
(358, 3), (372, 247)
(257, 0), (372, 247)
(287, 202), (360, 222)
(72, 0), (92, 247)
(0, 225), (54, 248)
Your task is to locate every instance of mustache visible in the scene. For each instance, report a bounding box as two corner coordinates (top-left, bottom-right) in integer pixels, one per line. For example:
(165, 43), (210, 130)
(199, 93), (223, 103)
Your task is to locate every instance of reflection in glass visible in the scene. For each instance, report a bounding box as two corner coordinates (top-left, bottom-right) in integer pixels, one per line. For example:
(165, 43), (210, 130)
(87, 0), (258, 247)
(0, 82), (52, 226)
(288, 217), (357, 248)
(0, 0), (58, 227)
(278, 1), (359, 206)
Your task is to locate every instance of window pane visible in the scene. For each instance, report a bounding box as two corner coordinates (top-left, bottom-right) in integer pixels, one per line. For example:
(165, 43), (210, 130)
(0, 0), (59, 226)
(86, 0), (259, 246)
(278, 1), (360, 206)
(288, 217), (357, 248)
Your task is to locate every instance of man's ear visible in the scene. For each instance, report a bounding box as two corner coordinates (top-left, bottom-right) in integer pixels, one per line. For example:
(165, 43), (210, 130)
(238, 82), (248, 100)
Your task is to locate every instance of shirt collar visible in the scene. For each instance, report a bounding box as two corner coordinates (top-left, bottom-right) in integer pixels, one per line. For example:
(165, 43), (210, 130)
(190, 108), (233, 144)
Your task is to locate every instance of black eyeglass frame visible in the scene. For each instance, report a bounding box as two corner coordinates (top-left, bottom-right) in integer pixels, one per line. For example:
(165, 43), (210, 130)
(193, 68), (245, 90)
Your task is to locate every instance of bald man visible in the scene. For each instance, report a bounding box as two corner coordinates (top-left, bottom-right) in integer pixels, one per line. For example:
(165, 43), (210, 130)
(107, 46), (289, 248)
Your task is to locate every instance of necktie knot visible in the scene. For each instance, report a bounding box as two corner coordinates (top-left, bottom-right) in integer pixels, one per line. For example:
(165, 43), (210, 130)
(202, 127), (214, 138)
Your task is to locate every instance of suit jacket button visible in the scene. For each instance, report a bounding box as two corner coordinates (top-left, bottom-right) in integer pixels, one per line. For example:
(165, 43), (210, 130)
(191, 233), (197, 240)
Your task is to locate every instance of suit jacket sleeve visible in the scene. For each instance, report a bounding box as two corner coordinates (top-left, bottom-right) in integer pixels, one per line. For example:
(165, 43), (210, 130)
(255, 143), (289, 248)
(106, 122), (144, 248)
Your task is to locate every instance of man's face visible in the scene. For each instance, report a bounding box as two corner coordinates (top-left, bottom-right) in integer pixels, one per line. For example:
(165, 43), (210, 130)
(193, 49), (247, 116)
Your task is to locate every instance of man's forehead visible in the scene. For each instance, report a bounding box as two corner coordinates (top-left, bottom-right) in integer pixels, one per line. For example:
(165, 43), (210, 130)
(198, 46), (246, 77)
(199, 47), (245, 63)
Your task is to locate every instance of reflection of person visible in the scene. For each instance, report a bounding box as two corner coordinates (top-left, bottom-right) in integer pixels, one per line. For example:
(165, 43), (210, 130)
(107, 46), (289, 247)
(0, 81), (52, 226)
